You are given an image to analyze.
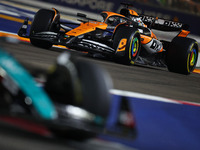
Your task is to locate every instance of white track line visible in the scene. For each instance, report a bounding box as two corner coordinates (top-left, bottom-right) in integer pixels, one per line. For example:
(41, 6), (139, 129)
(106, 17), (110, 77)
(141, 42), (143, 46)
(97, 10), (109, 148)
(110, 89), (200, 106)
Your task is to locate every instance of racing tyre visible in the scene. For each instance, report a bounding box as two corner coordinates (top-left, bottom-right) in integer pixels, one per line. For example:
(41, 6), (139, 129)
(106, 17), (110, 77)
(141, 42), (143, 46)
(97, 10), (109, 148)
(166, 37), (199, 75)
(45, 54), (112, 140)
(76, 60), (112, 118)
(45, 56), (112, 117)
(30, 9), (59, 49)
(113, 25), (141, 65)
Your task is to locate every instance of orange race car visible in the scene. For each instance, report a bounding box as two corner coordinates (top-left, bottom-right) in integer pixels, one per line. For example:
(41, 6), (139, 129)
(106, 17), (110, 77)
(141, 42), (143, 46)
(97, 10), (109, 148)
(18, 3), (199, 75)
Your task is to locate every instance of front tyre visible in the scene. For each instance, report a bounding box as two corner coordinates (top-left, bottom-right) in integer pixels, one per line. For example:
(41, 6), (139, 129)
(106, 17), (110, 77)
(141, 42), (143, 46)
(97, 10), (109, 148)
(113, 25), (141, 65)
(30, 9), (60, 49)
(166, 37), (199, 75)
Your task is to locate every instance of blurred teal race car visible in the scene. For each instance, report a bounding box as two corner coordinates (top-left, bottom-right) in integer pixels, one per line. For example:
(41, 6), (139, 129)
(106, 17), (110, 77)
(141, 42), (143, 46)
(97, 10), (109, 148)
(0, 46), (136, 140)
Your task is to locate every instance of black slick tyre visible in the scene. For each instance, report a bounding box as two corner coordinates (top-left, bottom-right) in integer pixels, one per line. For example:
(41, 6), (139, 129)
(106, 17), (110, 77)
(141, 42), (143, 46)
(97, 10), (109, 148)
(30, 9), (59, 49)
(166, 37), (199, 75)
(45, 56), (112, 118)
(76, 60), (112, 118)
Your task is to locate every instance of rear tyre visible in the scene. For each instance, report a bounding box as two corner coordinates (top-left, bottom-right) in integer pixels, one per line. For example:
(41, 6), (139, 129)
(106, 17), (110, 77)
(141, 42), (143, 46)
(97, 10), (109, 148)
(166, 37), (199, 75)
(113, 25), (141, 65)
(30, 9), (59, 49)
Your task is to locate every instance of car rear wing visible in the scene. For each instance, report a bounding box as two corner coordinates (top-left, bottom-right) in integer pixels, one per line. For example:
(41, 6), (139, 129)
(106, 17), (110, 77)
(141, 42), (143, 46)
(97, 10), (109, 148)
(139, 15), (189, 31)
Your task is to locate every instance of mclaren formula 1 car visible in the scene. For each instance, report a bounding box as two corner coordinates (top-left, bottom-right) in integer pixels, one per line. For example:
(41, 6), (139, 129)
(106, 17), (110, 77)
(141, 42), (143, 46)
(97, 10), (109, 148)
(18, 3), (199, 75)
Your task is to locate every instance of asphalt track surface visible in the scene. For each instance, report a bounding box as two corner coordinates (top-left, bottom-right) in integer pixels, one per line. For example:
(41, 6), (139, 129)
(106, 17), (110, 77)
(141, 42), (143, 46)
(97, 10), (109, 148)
(1, 40), (200, 104)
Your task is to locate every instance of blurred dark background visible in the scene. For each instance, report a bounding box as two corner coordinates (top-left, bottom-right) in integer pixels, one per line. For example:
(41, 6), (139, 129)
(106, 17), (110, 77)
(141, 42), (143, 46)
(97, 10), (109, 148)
(135, 0), (200, 15)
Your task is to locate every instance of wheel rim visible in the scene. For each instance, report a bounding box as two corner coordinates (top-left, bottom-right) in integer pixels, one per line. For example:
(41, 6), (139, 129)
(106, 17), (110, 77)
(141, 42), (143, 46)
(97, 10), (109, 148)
(131, 37), (139, 57)
(189, 48), (197, 66)
(188, 47), (198, 72)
